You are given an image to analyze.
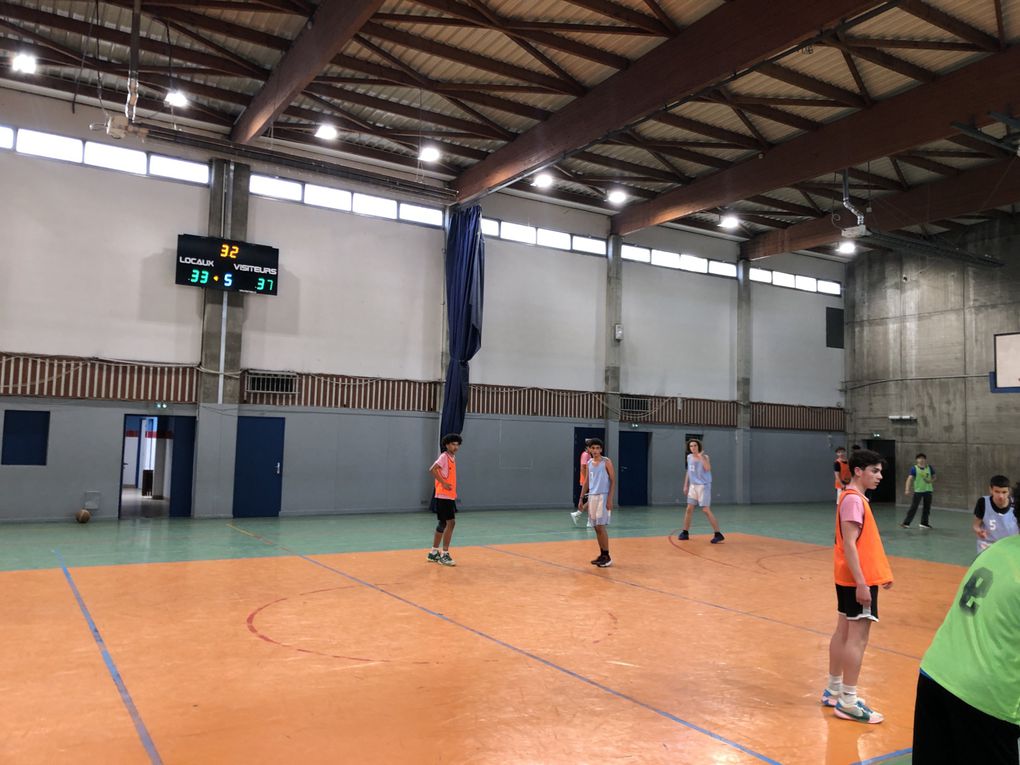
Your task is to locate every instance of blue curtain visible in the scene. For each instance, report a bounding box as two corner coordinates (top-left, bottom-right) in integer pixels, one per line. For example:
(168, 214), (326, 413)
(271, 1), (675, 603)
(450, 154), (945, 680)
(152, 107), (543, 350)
(439, 205), (485, 442)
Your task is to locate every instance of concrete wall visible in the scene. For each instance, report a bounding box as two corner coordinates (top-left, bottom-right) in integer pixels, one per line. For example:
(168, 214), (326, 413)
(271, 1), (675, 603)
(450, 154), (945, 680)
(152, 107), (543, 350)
(845, 218), (1020, 508)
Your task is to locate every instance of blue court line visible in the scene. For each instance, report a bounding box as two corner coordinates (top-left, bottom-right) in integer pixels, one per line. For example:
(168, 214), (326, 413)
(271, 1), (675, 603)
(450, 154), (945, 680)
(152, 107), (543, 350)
(53, 549), (163, 765)
(228, 524), (782, 765)
(482, 544), (924, 663)
(853, 747), (912, 764)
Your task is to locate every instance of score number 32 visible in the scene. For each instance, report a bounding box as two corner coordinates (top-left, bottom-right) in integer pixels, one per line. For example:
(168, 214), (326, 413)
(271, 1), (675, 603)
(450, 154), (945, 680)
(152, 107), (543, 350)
(220, 243), (239, 259)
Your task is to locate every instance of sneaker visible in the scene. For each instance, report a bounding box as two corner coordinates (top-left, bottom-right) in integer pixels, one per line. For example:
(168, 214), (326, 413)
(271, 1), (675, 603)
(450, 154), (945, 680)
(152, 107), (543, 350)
(570, 510), (583, 526)
(596, 556), (613, 568)
(591, 554), (606, 565)
(899, 523), (910, 529)
(677, 530), (690, 541)
(920, 523), (933, 530)
(820, 688), (840, 707)
(438, 552), (456, 567)
(710, 532), (725, 544)
(426, 550), (441, 563)
(834, 699), (884, 724)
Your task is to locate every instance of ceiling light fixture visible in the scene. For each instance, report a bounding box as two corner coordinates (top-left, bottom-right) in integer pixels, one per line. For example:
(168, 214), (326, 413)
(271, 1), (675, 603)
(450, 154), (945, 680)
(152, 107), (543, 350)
(532, 172), (554, 189)
(418, 145), (441, 163)
(719, 213), (740, 230)
(12, 53), (37, 74)
(837, 240), (857, 255)
(164, 90), (189, 108)
(314, 124), (339, 140)
(607, 189), (627, 205)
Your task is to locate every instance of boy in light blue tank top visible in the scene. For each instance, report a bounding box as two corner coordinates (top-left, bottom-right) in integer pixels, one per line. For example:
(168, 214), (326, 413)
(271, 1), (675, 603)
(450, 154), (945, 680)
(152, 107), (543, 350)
(677, 439), (724, 543)
(973, 475), (1019, 554)
(577, 438), (615, 567)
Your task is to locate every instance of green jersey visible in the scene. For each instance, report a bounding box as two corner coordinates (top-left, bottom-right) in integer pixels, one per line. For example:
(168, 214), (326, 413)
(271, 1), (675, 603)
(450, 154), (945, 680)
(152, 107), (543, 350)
(911, 464), (934, 493)
(921, 535), (1020, 724)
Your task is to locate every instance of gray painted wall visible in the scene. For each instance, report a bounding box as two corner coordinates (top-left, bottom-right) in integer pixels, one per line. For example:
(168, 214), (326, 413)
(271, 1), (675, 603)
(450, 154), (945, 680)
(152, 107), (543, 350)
(2, 397), (843, 521)
(846, 217), (1020, 509)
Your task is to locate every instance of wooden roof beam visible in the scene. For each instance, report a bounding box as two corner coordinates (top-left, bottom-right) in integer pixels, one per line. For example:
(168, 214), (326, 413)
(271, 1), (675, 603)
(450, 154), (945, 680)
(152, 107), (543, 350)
(452, 0), (881, 204)
(741, 158), (1020, 259)
(230, 0), (385, 144)
(612, 46), (1020, 235)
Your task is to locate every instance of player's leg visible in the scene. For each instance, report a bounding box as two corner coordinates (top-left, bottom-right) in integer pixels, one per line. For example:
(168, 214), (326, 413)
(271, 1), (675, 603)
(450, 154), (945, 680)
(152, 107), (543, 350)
(902, 492), (922, 526)
(442, 518), (456, 550)
(834, 587), (883, 723)
(824, 615), (849, 706)
(920, 493), (933, 528)
(429, 516), (445, 563)
(593, 525), (611, 567)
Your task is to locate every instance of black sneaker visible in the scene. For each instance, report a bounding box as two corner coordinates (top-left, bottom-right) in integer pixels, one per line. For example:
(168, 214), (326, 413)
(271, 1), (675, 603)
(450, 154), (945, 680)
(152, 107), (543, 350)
(919, 523), (933, 530)
(677, 530), (689, 540)
(596, 556), (613, 568)
(591, 554), (606, 565)
(710, 532), (725, 544)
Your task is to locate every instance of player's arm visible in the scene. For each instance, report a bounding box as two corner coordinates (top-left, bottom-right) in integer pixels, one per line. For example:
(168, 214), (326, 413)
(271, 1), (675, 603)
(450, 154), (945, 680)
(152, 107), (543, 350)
(430, 461), (452, 491)
(839, 520), (872, 605)
(700, 453), (711, 471)
(579, 472), (589, 509)
(973, 499), (988, 539)
(683, 464), (689, 494)
(904, 468), (913, 495)
(930, 467), (935, 483)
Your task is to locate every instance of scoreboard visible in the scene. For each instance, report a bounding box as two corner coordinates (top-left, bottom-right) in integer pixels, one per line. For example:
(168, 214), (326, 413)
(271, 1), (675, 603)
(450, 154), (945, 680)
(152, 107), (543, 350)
(175, 234), (279, 295)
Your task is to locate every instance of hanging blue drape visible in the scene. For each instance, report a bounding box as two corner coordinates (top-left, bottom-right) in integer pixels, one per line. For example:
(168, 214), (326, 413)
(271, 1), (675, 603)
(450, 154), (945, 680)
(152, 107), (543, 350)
(439, 205), (485, 443)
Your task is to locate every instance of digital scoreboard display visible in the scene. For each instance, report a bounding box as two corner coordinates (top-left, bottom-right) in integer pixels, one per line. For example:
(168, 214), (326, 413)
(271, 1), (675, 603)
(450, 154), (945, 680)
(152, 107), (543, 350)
(175, 234), (279, 295)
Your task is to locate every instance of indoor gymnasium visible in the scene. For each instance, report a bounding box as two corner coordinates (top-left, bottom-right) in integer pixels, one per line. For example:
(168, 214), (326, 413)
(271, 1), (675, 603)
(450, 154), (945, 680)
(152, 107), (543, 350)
(1, 1), (1019, 763)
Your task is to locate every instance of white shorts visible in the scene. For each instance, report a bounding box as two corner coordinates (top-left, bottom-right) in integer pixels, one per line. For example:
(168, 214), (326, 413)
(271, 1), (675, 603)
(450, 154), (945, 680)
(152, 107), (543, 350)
(587, 494), (611, 526)
(687, 483), (711, 507)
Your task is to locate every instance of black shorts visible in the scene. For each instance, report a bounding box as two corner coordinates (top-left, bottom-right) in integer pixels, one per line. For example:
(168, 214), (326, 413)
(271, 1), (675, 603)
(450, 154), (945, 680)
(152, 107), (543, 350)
(913, 672), (1020, 764)
(434, 498), (457, 521)
(835, 584), (880, 621)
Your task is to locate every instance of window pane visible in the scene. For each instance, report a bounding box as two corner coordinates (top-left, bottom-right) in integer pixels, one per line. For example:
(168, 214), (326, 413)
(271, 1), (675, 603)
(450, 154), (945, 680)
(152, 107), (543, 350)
(651, 249), (680, 268)
(573, 235), (607, 255)
(480, 217), (499, 237)
(353, 192), (398, 218)
(400, 203), (443, 226)
(708, 260), (737, 278)
(749, 267), (772, 283)
(795, 274), (818, 292)
(537, 228), (571, 250)
(0, 126), (13, 150)
(16, 129), (82, 163)
(772, 270), (796, 288)
(679, 253), (709, 273)
(304, 183), (352, 211)
(818, 279), (842, 296)
(1, 410), (50, 465)
(149, 155), (209, 184)
(84, 141), (147, 174)
(500, 221), (536, 244)
(251, 174), (303, 201)
(621, 244), (650, 263)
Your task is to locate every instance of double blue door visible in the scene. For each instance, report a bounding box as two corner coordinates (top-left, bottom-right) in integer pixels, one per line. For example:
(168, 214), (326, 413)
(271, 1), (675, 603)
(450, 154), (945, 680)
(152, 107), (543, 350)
(233, 417), (285, 517)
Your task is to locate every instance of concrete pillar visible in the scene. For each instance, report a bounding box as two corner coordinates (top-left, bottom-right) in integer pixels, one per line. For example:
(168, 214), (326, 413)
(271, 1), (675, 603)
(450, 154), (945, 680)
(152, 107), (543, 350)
(604, 235), (623, 460)
(734, 258), (752, 504)
(192, 159), (250, 518)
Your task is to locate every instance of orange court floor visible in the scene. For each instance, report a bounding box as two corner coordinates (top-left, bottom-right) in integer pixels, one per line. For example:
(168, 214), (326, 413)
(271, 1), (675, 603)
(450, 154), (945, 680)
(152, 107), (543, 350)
(1, 505), (972, 765)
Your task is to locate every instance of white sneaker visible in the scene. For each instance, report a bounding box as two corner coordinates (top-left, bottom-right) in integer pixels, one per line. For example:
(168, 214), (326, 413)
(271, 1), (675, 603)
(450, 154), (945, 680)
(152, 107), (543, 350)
(570, 510), (583, 526)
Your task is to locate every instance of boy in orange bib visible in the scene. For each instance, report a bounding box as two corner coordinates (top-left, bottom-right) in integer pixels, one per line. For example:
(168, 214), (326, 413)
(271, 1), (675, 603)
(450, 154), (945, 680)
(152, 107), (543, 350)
(822, 448), (894, 724)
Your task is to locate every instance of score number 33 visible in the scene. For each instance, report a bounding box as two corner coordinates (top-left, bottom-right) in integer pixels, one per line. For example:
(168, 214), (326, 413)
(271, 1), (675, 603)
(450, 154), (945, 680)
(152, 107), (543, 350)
(220, 243), (239, 259)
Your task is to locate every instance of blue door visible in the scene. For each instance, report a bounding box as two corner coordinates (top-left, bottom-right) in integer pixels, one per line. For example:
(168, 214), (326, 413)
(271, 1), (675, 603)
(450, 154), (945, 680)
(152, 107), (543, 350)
(233, 417), (285, 517)
(617, 431), (649, 506)
(168, 416), (196, 518)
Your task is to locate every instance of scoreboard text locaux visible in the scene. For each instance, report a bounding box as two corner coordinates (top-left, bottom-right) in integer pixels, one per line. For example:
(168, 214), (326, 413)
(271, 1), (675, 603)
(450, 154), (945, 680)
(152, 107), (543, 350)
(175, 234), (279, 295)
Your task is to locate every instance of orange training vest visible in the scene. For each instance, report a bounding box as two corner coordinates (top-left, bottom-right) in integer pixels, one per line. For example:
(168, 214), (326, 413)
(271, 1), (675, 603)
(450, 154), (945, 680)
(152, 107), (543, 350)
(834, 489), (893, 587)
(434, 454), (457, 500)
(834, 459), (851, 489)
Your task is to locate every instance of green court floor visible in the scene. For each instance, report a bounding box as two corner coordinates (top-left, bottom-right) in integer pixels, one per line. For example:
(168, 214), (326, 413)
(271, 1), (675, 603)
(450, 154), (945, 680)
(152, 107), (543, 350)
(1, 502), (977, 572)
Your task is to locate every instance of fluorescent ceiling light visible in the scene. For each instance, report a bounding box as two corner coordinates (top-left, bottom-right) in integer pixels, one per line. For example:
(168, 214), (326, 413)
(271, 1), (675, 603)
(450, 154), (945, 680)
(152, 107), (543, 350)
(837, 240), (857, 254)
(532, 172), (554, 189)
(164, 90), (189, 108)
(314, 124), (338, 140)
(12, 54), (37, 74)
(719, 213), (740, 230)
(607, 189), (627, 205)
(418, 145), (441, 162)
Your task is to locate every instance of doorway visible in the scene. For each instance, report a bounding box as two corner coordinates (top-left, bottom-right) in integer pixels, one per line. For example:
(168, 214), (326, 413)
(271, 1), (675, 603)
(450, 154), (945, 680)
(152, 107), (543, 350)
(865, 438), (896, 503)
(233, 416), (286, 517)
(618, 430), (650, 506)
(572, 427), (605, 507)
(119, 414), (196, 519)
